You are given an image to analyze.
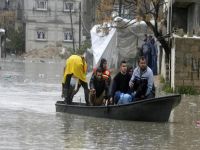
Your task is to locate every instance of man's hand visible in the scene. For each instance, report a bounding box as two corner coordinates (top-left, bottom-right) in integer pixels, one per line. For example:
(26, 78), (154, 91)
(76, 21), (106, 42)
(109, 97), (113, 105)
(90, 88), (96, 94)
(103, 99), (108, 105)
(129, 81), (134, 88)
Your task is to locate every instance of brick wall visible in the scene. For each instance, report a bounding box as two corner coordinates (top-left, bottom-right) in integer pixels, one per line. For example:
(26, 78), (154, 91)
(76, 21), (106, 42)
(172, 37), (200, 92)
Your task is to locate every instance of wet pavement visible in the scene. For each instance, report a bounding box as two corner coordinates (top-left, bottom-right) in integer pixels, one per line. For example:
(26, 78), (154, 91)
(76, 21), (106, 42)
(0, 59), (200, 150)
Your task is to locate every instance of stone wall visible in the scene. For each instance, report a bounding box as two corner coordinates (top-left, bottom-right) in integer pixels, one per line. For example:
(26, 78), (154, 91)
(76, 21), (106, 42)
(171, 37), (200, 92)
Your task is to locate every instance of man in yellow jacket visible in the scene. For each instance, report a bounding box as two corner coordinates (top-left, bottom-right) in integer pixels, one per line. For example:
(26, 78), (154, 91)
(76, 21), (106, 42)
(62, 55), (89, 105)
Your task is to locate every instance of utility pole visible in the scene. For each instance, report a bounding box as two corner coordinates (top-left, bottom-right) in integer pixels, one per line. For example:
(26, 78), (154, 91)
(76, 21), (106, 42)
(69, 4), (75, 53)
(118, 0), (122, 17)
(79, 2), (81, 50)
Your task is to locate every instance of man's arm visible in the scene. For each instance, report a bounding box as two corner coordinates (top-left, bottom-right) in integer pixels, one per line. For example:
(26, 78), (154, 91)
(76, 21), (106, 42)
(145, 69), (154, 96)
(104, 81), (109, 99)
(129, 69), (137, 88)
(109, 76), (117, 98)
(89, 74), (95, 89)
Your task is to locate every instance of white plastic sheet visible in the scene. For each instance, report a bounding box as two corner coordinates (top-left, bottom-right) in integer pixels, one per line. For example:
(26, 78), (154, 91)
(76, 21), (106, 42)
(90, 18), (148, 69)
(90, 25), (118, 69)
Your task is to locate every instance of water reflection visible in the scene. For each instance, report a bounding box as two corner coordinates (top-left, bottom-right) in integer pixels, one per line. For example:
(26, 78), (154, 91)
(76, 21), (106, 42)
(57, 113), (173, 150)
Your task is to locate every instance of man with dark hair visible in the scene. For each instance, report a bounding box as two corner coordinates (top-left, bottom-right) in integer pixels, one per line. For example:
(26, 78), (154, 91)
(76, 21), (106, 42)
(129, 56), (155, 100)
(89, 67), (109, 106)
(94, 58), (111, 86)
(110, 60), (133, 104)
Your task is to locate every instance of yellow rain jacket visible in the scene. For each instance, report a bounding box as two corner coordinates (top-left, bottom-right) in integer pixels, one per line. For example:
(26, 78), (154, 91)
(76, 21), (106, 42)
(63, 55), (87, 83)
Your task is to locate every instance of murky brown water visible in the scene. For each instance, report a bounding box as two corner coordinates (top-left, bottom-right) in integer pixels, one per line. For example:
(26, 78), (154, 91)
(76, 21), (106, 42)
(0, 59), (200, 150)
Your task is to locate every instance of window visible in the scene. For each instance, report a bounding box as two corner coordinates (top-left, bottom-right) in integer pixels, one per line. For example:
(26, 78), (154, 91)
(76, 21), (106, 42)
(36, 31), (47, 41)
(64, 31), (73, 41)
(36, 0), (48, 10)
(64, 2), (74, 12)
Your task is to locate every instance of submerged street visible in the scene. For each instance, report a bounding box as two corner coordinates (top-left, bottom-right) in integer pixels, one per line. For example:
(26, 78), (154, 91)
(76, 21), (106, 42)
(0, 59), (200, 150)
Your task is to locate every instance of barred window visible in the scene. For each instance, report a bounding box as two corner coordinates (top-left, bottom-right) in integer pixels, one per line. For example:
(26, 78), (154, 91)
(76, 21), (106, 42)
(36, 31), (47, 40)
(64, 31), (73, 41)
(64, 2), (74, 12)
(36, 0), (48, 10)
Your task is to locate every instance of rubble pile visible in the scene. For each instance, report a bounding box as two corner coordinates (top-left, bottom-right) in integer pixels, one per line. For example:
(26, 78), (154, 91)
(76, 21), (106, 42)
(23, 46), (71, 59)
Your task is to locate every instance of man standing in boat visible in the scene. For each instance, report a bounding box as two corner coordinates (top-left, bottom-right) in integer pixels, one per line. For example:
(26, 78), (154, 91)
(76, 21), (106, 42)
(129, 56), (155, 100)
(62, 54), (90, 105)
(89, 67), (109, 106)
(110, 60), (133, 104)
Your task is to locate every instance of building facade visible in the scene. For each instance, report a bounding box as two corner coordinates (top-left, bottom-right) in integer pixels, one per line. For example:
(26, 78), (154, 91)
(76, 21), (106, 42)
(168, 0), (200, 36)
(24, 0), (82, 52)
(162, 0), (200, 92)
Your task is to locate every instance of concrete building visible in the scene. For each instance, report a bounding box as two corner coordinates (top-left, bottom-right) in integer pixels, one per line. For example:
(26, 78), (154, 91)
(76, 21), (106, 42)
(24, 0), (82, 52)
(161, 0), (200, 92)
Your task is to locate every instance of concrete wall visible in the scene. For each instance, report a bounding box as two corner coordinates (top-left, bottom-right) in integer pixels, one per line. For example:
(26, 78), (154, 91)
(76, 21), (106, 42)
(26, 22), (79, 50)
(0, 0), (19, 10)
(171, 37), (200, 92)
(24, 0), (81, 51)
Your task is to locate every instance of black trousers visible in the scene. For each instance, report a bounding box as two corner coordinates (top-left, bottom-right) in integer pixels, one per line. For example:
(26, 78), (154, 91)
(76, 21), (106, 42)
(63, 74), (89, 105)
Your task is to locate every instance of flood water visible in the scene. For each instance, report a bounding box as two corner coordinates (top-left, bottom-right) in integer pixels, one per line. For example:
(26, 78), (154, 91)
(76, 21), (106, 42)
(0, 59), (200, 150)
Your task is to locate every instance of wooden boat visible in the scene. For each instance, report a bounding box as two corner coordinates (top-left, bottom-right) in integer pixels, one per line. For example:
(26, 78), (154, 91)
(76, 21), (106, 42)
(55, 94), (181, 122)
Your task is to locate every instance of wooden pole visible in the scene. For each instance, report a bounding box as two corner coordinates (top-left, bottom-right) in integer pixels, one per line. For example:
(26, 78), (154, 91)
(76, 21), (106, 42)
(79, 2), (81, 50)
(69, 4), (75, 53)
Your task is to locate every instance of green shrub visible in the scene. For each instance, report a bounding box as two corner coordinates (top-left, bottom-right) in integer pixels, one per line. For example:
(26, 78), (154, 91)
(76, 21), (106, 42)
(6, 27), (25, 55)
(176, 86), (198, 95)
(163, 83), (174, 93)
(160, 75), (165, 83)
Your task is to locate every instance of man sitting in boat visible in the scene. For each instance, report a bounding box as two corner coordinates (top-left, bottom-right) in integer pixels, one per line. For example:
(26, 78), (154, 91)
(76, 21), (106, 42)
(129, 56), (155, 100)
(62, 54), (90, 105)
(93, 58), (111, 87)
(89, 67), (109, 106)
(110, 60), (133, 104)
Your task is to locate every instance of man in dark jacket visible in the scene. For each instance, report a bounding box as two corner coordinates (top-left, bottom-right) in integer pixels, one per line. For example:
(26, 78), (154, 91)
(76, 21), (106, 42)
(110, 60), (132, 104)
(89, 67), (109, 106)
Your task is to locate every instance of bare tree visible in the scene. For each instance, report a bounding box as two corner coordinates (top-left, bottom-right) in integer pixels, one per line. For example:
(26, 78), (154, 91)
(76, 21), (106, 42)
(96, 0), (170, 59)
(136, 0), (170, 58)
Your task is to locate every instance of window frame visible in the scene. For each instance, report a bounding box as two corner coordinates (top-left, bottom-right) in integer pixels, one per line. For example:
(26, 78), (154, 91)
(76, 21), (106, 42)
(63, 31), (73, 42)
(35, 0), (48, 11)
(36, 30), (47, 41)
(63, 1), (74, 12)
